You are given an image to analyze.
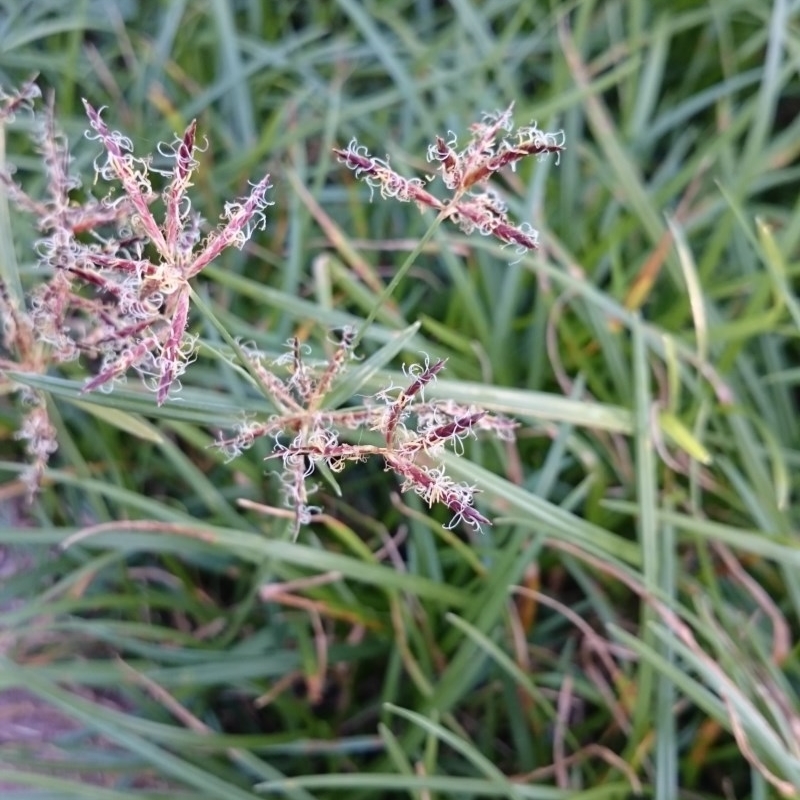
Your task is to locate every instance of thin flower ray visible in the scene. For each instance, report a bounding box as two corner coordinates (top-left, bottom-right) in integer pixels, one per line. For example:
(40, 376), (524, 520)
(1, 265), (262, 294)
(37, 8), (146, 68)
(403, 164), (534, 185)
(187, 174), (273, 278)
(82, 99), (168, 257)
(156, 287), (191, 406)
(163, 118), (199, 254)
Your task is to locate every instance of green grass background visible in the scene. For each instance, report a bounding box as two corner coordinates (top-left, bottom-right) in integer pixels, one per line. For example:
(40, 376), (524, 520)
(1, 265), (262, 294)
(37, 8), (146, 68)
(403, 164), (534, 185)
(1, 0), (800, 798)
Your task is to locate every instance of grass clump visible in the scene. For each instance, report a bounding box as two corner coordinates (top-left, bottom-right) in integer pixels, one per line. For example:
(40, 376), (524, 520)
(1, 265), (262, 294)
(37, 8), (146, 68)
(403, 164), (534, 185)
(1, 2), (800, 800)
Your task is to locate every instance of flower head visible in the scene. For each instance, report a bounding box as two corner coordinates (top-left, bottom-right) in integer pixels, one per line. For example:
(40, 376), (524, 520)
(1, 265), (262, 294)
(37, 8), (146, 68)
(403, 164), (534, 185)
(335, 104), (564, 254)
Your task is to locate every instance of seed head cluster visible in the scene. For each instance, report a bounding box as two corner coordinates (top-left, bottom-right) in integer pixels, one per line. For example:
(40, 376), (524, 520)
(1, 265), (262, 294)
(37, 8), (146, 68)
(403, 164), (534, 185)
(216, 329), (517, 536)
(0, 81), (270, 494)
(2, 83), (559, 531)
(334, 103), (564, 253)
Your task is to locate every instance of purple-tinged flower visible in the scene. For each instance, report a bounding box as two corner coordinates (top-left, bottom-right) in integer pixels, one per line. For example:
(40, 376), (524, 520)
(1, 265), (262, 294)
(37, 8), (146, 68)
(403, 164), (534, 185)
(336, 105), (563, 253)
(77, 101), (272, 403)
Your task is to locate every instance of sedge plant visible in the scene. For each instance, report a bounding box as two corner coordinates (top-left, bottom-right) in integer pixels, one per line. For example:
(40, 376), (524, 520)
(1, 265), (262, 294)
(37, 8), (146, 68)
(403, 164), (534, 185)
(0, 81), (563, 534)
